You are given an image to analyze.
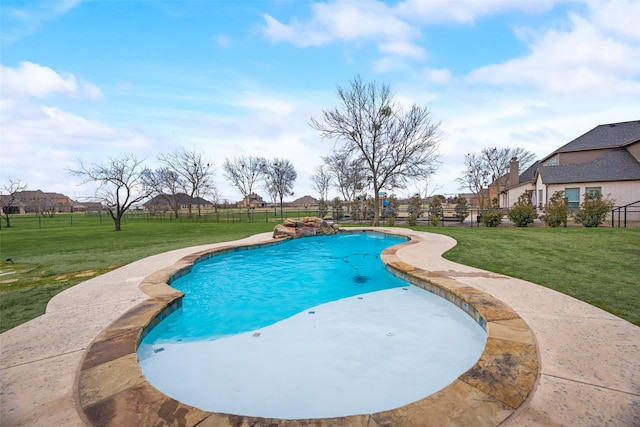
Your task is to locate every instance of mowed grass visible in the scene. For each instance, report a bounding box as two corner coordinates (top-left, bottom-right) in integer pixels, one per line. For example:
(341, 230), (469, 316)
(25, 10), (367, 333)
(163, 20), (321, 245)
(0, 219), (275, 332)
(416, 226), (640, 326)
(1, 216), (638, 332)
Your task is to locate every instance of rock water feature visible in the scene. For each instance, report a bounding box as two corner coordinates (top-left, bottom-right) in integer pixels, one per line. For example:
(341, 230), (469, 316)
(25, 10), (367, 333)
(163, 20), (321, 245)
(272, 216), (338, 239)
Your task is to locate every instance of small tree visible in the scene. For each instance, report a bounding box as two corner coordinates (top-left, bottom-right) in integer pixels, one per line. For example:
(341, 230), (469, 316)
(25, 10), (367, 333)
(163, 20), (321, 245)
(406, 193), (423, 226)
(317, 198), (329, 219)
(331, 197), (344, 221)
(508, 190), (537, 227)
(157, 148), (214, 218)
(574, 191), (615, 227)
(263, 158), (297, 217)
(1, 179), (28, 228)
(454, 196), (469, 223)
(310, 165), (332, 201)
(541, 191), (569, 227)
(429, 195), (445, 226)
(70, 155), (152, 231)
(365, 198), (377, 221)
(223, 156), (266, 217)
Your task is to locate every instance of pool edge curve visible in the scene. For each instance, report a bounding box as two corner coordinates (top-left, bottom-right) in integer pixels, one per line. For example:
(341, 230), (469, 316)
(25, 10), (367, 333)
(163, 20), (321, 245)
(75, 228), (540, 427)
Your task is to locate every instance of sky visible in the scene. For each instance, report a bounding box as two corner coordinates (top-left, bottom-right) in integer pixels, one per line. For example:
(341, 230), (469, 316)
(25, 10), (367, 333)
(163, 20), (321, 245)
(1, 0), (639, 203)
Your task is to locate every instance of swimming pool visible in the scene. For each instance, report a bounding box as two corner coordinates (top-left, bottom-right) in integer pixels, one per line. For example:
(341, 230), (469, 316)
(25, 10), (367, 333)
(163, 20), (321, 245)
(137, 232), (487, 419)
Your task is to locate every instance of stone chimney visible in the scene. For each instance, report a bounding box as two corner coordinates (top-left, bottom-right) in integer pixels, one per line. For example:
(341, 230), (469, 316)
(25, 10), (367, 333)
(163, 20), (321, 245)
(509, 157), (519, 188)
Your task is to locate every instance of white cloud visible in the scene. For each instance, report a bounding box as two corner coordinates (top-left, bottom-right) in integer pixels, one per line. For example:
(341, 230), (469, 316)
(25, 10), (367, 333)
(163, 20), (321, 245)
(378, 41), (425, 59)
(423, 67), (452, 84)
(396, 0), (556, 24)
(1, 62), (103, 100)
(262, 0), (421, 60)
(466, 2), (640, 99)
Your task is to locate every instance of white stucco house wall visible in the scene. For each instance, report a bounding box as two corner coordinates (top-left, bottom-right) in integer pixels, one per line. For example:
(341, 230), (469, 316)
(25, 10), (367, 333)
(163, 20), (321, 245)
(504, 120), (640, 219)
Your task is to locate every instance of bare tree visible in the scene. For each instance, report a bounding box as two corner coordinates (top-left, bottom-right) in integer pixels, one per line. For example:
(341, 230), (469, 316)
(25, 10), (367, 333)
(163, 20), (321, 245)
(310, 75), (441, 226)
(223, 156), (266, 216)
(456, 152), (489, 208)
(323, 151), (368, 208)
(482, 146), (536, 190)
(310, 165), (332, 201)
(205, 183), (223, 213)
(263, 158), (297, 216)
(157, 148), (214, 218)
(457, 146), (536, 209)
(1, 179), (28, 228)
(69, 155), (152, 231)
(142, 167), (182, 217)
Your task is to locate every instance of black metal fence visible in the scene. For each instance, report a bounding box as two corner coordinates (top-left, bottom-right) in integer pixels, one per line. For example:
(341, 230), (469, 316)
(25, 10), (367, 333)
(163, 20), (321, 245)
(611, 201), (640, 228)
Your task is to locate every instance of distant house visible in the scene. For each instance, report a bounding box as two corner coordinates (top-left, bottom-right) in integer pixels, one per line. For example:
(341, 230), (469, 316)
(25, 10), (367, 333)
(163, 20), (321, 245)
(504, 120), (640, 212)
(144, 193), (213, 213)
(290, 195), (317, 208)
(5, 190), (77, 214)
(0, 195), (26, 215)
(238, 193), (266, 209)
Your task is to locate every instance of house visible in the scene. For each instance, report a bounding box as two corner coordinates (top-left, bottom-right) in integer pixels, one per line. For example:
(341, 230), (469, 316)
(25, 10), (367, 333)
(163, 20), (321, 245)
(144, 193), (214, 213)
(4, 190), (78, 214)
(0, 195), (26, 215)
(505, 120), (640, 213)
(290, 195), (317, 208)
(238, 193), (266, 209)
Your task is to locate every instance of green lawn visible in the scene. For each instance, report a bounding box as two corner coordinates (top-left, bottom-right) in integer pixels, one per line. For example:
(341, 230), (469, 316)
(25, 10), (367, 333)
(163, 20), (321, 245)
(0, 219), (275, 332)
(1, 216), (638, 332)
(415, 226), (640, 326)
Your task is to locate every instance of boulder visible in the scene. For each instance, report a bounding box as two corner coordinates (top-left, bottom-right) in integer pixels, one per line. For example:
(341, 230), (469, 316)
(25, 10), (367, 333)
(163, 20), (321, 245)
(272, 217), (337, 239)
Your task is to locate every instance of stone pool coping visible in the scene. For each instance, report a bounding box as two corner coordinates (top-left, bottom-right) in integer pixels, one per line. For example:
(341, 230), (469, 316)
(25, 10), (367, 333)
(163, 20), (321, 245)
(76, 229), (538, 426)
(2, 228), (638, 426)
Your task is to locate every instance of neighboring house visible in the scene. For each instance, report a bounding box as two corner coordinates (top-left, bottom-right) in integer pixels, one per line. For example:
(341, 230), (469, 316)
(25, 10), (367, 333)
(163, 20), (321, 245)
(238, 193), (267, 209)
(7, 190), (77, 214)
(0, 195), (26, 215)
(290, 195), (317, 208)
(500, 160), (540, 208)
(504, 120), (640, 212)
(144, 193), (213, 213)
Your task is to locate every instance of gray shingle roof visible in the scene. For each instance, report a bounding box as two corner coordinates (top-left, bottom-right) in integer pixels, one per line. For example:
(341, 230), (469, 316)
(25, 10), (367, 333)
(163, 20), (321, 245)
(518, 161), (540, 184)
(554, 120), (640, 153)
(538, 149), (640, 184)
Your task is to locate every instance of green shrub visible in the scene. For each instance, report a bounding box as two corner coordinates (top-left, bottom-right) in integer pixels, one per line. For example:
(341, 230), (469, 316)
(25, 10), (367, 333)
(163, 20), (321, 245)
(480, 210), (503, 227)
(454, 196), (469, 223)
(331, 197), (344, 220)
(428, 195), (446, 227)
(541, 191), (568, 227)
(574, 191), (615, 227)
(406, 193), (423, 226)
(508, 190), (537, 227)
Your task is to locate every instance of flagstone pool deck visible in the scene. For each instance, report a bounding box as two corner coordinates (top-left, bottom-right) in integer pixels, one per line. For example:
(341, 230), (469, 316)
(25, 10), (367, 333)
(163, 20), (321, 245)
(1, 228), (639, 426)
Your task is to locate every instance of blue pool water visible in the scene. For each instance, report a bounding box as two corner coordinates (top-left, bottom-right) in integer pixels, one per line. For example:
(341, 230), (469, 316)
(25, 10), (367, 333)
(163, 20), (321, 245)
(141, 232), (408, 344)
(138, 232), (487, 418)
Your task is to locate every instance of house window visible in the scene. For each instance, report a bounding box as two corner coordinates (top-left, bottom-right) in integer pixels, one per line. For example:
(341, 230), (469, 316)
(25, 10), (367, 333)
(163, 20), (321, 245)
(547, 155), (559, 166)
(585, 187), (601, 196)
(565, 188), (580, 210)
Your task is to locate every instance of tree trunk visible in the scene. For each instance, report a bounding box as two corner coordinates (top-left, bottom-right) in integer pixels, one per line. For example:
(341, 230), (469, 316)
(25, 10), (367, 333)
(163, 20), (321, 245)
(372, 193), (380, 226)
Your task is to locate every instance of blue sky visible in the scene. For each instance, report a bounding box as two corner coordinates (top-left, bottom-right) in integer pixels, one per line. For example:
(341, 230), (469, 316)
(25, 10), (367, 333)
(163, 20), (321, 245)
(1, 0), (639, 203)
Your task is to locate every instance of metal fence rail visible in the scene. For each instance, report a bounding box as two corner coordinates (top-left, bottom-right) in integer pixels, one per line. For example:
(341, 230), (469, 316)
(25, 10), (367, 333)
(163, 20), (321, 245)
(611, 200), (640, 228)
